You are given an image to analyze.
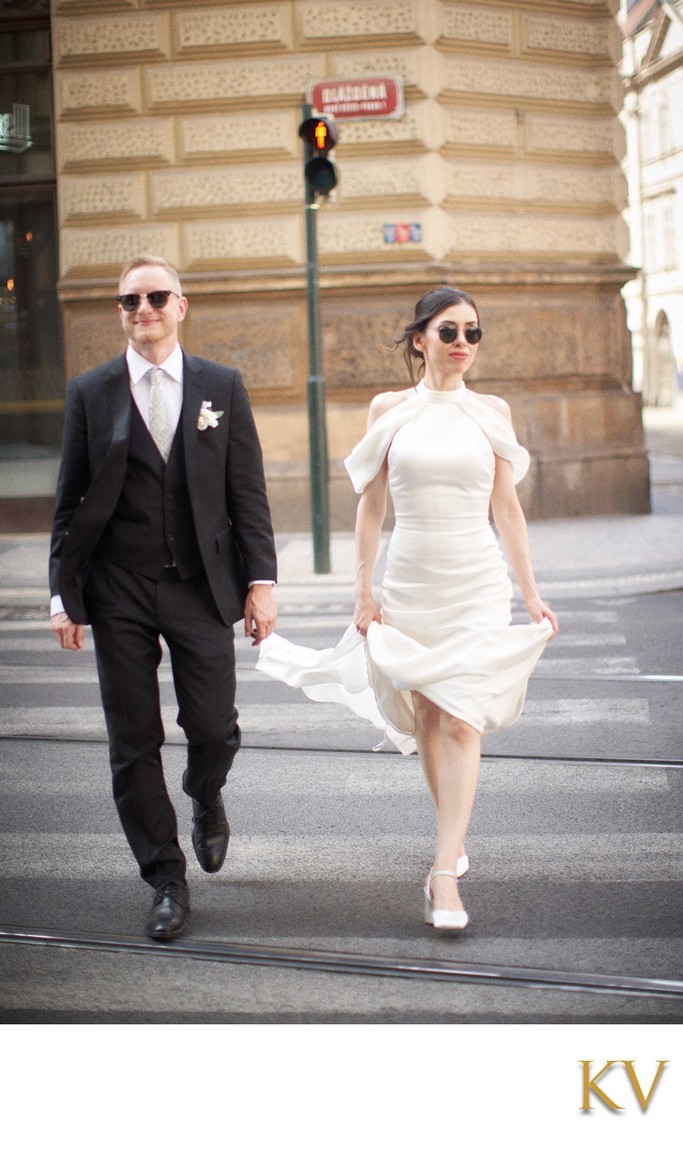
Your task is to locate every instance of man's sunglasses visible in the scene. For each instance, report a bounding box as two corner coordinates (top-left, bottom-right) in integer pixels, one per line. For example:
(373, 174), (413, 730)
(116, 290), (180, 312)
(433, 323), (483, 345)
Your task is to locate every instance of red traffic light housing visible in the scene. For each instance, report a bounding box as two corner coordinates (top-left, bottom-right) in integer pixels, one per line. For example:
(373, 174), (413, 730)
(299, 116), (339, 196)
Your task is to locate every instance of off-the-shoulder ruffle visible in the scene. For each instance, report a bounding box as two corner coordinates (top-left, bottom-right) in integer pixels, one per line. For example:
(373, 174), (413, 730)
(344, 382), (530, 493)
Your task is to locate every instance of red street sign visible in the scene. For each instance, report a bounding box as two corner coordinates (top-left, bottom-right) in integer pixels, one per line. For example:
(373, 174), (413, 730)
(307, 77), (404, 121)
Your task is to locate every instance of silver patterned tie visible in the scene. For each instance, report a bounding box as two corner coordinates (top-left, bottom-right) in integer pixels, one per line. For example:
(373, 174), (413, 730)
(148, 366), (174, 462)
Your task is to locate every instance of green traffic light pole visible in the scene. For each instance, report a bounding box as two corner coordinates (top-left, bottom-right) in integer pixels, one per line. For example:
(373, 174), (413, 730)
(302, 101), (331, 575)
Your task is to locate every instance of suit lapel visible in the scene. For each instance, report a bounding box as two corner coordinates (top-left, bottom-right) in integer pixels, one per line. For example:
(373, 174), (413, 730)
(61, 359), (132, 564)
(106, 357), (134, 451)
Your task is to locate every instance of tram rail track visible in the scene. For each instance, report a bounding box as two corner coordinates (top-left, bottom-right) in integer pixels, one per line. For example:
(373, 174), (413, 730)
(0, 731), (681, 772)
(1, 728), (680, 1010)
(2, 925), (682, 1003)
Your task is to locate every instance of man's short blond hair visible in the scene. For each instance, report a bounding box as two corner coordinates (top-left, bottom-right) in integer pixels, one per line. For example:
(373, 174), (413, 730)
(118, 255), (182, 295)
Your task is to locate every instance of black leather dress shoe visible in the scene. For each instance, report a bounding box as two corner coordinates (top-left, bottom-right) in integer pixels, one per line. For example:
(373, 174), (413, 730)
(145, 882), (190, 940)
(191, 795), (229, 873)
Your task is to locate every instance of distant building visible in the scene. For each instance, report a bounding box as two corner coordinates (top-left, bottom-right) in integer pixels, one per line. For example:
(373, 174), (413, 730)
(621, 0), (683, 405)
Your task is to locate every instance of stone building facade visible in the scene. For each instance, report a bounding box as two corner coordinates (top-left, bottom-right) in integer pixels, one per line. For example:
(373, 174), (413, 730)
(3, 0), (651, 524)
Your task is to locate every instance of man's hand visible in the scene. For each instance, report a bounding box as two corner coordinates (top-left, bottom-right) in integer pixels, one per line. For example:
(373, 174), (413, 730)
(243, 584), (277, 646)
(50, 611), (85, 651)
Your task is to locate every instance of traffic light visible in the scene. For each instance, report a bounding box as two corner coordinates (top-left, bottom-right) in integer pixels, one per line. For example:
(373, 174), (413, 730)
(299, 115), (338, 196)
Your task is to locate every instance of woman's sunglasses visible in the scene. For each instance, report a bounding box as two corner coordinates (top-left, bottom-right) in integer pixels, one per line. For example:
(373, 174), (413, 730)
(434, 323), (483, 345)
(116, 290), (180, 312)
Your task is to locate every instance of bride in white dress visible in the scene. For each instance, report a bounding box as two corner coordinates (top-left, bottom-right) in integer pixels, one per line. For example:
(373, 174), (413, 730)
(258, 287), (558, 931)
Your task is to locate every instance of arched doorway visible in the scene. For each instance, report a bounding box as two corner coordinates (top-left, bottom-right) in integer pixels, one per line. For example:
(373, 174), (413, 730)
(650, 311), (676, 407)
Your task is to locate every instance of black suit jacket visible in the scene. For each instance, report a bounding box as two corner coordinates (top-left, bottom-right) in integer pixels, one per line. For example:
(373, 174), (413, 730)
(50, 351), (277, 626)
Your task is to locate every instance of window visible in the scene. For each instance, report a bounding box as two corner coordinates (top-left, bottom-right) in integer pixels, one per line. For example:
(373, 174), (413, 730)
(658, 94), (672, 156)
(643, 195), (677, 271)
(661, 199), (676, 268)
(0, 0), (62, 451)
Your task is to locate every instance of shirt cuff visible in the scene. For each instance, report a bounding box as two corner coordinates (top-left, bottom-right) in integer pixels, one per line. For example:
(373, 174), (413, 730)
(50, 595), (66, 617)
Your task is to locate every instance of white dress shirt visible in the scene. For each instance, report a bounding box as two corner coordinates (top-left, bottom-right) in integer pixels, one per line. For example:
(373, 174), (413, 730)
(127, 344), (183, 436)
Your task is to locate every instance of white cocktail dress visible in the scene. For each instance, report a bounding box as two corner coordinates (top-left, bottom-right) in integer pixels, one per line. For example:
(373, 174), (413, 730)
(257, 381), (552, 754)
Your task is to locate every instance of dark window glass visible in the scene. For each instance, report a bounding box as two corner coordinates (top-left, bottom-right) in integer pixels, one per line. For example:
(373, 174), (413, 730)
(0, 70), (54, 180)
(0, 11), (62, 454)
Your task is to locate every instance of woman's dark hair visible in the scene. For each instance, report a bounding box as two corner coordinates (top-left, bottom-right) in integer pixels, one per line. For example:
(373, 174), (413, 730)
(394, 286), (480, 385)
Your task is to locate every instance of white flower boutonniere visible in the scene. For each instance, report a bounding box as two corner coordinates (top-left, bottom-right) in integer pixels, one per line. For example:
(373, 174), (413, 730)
(197, 401), (224, 431)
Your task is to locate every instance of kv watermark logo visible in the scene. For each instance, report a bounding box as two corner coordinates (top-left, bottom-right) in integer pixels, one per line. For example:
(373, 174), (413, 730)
(580, 1060), (669, 1112)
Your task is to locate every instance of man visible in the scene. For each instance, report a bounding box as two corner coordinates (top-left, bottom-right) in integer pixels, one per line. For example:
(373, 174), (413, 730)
(50, 255), (277, 941)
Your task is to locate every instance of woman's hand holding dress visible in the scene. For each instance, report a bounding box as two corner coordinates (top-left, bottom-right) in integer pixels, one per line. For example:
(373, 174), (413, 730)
(354, 592), (382, 637)
(523, 591), (559, 637)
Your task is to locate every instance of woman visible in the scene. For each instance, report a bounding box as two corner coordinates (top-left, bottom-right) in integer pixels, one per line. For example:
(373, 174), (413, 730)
(258, 286), (558, 932)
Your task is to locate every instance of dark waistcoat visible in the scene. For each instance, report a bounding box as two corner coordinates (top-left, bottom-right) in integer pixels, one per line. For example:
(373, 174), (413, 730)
(95, 401), (203, 580)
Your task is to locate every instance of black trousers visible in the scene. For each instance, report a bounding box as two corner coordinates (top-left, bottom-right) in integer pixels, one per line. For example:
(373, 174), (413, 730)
(86, 560), (240, 888)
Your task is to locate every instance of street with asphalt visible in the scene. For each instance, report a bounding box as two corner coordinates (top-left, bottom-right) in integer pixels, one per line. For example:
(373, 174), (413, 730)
(0, 403), (681, 1023)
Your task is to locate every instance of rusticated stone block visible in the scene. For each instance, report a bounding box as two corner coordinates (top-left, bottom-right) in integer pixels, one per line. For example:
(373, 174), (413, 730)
(54, 14), (169, 63)
(444, 211), (626, 261)
(330, 47), (441, 99)
(59, 119), (175, 169)
(59, 173), (147, 222)
(475, 292), (631, 389)
(62, 304), (129, 381)
(335, 101), (438, 152)
(529, 452), (650, 519)
(555, 1), (619, 10)
(521, 390), (650, 517)
(57, 68), (141, 117)
(60, 225), (178, 277)
(339, 155), (444, 206)
(175, 4), (293, 54)
(443, 161), (618, 210)
(442, 107), (518, 154)
(529, 391), (644, 453)
(522, 13), (618, 62)
(187, 303), (304, 394)
(440, 4), (512, 49)
(317, 210), (445, 260)
(525, 114), (624, 162)
(322, 295), (416, 392)
(146, 54), (325, 109)
(184, 218), (302, 267)
(179, 110), (299, 162)
(150, 164), (302, 215)
(299, 1), (424, 46)
(443, 56), (619, 110)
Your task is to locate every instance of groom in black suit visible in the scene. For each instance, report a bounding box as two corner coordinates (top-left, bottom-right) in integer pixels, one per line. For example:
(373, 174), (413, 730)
(50, 254), (277, 940)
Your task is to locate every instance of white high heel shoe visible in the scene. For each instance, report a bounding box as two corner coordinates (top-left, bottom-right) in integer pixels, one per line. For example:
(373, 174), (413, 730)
(424, 869), (469, 932)
(456, 854), (469, 879)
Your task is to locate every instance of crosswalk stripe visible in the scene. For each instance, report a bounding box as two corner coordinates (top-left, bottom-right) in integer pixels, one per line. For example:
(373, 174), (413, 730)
(0, 656), (642, 686)
(0, 697), (652, 740)
(514, 699), (650, 724)
(529, 656), (640, 675)
(0, 606), (623, 632)
(0, 638), (69, 652)
(553, 632), (627, 647)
